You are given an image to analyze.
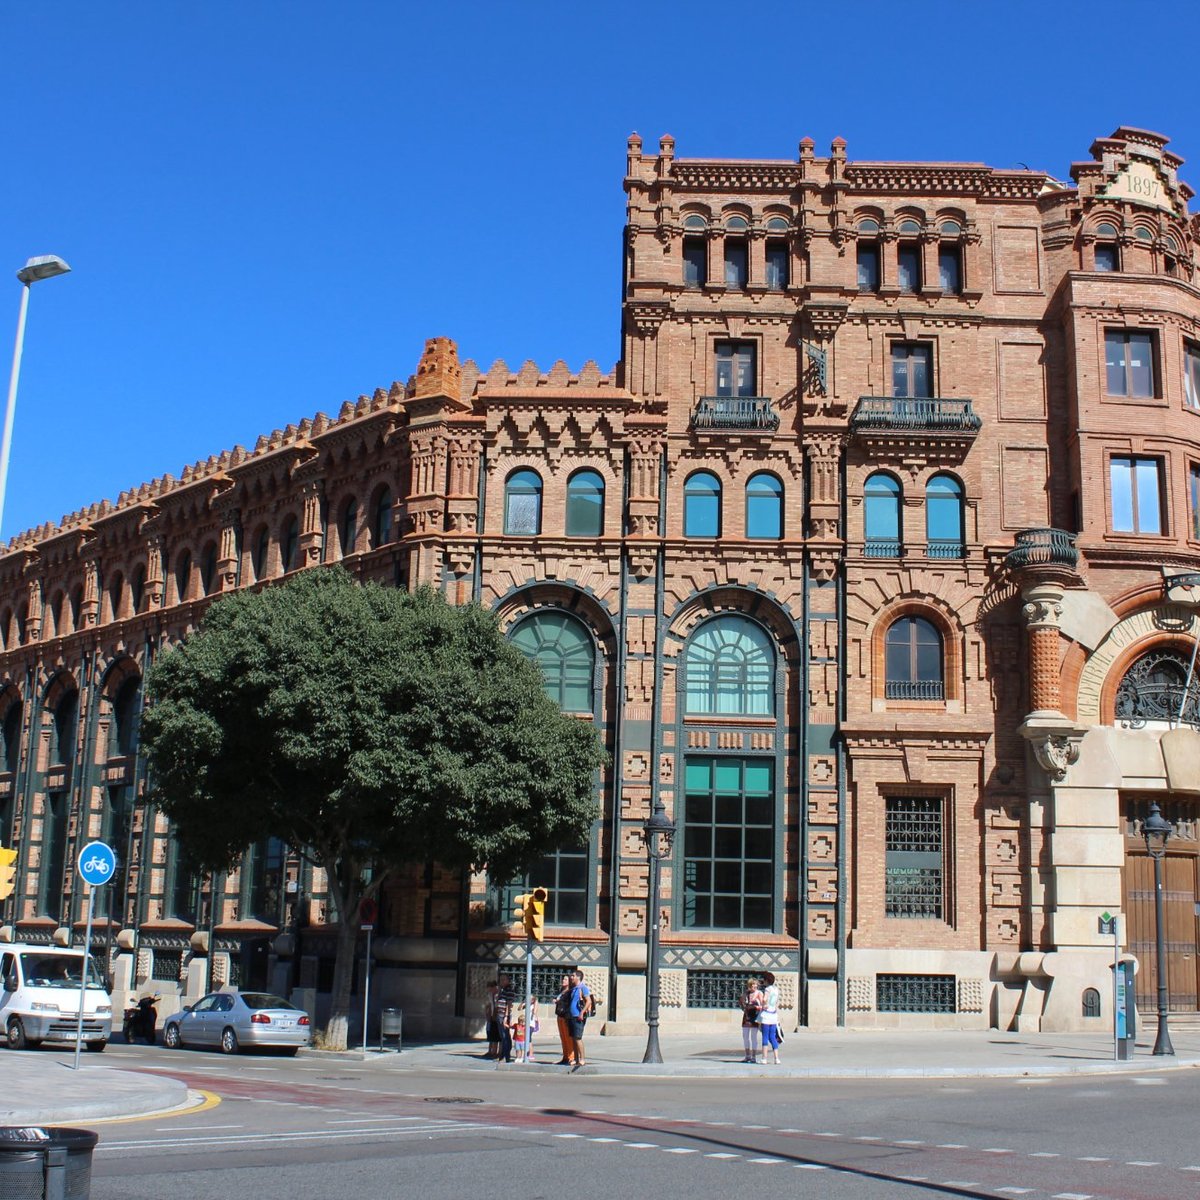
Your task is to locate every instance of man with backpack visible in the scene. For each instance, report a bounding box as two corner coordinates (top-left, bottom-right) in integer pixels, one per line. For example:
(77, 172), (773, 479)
(567, 966), (594, 1070)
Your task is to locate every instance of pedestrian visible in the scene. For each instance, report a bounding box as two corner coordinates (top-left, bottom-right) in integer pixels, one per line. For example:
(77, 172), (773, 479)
(739, 975), (764, 1063)
(483, 979), (500, 1059)
(567, 966), (592, 1070)
(513, 994), (539, 1062)
(554, 973), (575, 1065)
(758, 970), (781, 1064)
(495, 972), (518, 1064)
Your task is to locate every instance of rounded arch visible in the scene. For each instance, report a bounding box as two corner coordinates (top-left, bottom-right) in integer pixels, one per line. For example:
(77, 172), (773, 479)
(565, 467), (605, 537)
(508, 609), (597, 714)
(1096, 626), (1199, 726)
(504, 468), (543, 536)
(872, 600), (961, 704)
(684, 470), (722, 538)
(680, 206), (712, 230)
(495, 580), (617, 662)
(682, 613), (777, 717)
(925, 472), (965, 555)
(101, 656), (143, 758)
(0, 685), (22, 775)
(1112, 643), (1200, 726)
(745, 471), (783, 539)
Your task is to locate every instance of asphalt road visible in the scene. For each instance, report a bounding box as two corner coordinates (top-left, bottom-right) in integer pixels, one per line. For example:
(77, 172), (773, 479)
(86, 1043), (1200, 1199)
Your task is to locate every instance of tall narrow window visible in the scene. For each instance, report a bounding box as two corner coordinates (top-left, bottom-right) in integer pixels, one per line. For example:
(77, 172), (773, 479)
(885, 796), (944, 919)
(373, 488), (393, 547)
(252, 528), (270, 580)
(174, 552), (192, 604)
(682, 757), (773, 930)
(280, 517), (299, 572)
(684, 471), (722, 538)
(40, 793), (68, 918)
(684, 615), (774, 716)
(865, 472), (902, 557)
(510, 611), (594, 713)
(885, 616), (943, 700)
(724, 239), (748, 289)
(200, 542), (218, 595)
(1094, 222), (1120, 272)
(1184, 342), (1200, 410)
(341, 499), (359, 557)
(925, 474), (965, 558)
(897, 243), (921, 292)
(110, 677), (140, 758)
(1191, 464), (1200, 540)
(765, 240), (789, 290)
(1105, 329), (1156, 397)
(714, 341), (756, 397)
(2, 702), (21, 775)
(745, 473), (782, 539)
(683, 236), (707, 288)
(1110, 455), (1164, 534)
(504, 469), (543, 536)
(857, 241), (880, 291)
(938, 243), (962, 293)
(130, 565), (145, 615)
(565, 469), (605, 537)
(892, 343), (932, 398)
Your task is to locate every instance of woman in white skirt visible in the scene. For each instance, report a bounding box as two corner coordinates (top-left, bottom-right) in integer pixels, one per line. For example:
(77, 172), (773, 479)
(738, 976), (764, 1062)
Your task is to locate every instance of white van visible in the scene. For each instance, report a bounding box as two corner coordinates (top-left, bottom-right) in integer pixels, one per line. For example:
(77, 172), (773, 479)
(0, 942), (113, 1051)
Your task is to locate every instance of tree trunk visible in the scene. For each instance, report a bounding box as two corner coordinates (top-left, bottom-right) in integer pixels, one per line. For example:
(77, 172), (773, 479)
(322, 868), (360, 1052)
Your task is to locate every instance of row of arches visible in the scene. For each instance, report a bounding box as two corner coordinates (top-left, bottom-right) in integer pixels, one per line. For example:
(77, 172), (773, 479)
(864, 472), (965, 557)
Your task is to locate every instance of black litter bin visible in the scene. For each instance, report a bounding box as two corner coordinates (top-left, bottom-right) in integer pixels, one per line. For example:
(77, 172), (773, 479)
(0, 1126), (99, 1200)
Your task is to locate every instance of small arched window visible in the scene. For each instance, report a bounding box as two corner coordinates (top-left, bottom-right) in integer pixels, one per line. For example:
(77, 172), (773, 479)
(1095, 221), (1120, 272)
(341, 499), (359, 557)
(200, 542), (218, 595)
(280, 517), (299, 572)
(510, 611), (595, 713)
(745, 473), (783, 539)
(107, 573), (124, 623)
(372, 488), (392, 548)
(685, 471), (722, 538)
(174, 552), (192, 604)
(45, 591), (62, 639)
(685, 615), (775, 716)
(885, 616), (944, 701)
(505, 470), (543, 536)
(565, 469), (605, 537)
(865, 472), (902, 557)
(2, 701), (21, 774)
(252, 527), (270, 581)
(925, 474), (965, 558)
(69, 587), (83, 632)
(130, 565), (146, 615)
(857, 220), (881, 291)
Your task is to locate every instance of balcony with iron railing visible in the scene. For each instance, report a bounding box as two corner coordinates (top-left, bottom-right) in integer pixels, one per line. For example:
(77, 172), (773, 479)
(1003, 527), (1079, 572)
(850, 396), (982, 432)
(885, 679), (946, 701)
(691, 396), (780, 432)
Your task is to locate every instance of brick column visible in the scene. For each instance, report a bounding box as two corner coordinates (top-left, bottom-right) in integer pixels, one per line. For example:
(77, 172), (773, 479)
(1021, 582), (1064, 715)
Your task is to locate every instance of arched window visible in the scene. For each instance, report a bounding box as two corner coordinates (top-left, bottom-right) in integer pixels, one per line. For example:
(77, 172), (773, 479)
(340, 498), (359, 557)
(684, 471), (722, 538)
(130, 565), (146, 615)
(565, 469), (605, 537)
(110, 677), (140, 758)
(1094, 221), (1120, 272)
(857, 219), (881, 291)
(252, 527), (270, 581)
(885, 616), (943, 701)
(2, 702), (22, 774)
(925, 474), (965, 558)
(174, 552), (192, 604)
(865, 472), (902, 557)
(1115, 649), (1200, 726)
(372, 488), (392, 548)
(200, 542), (219, 595)
(280, 517), (299, 572)
(504, 469), (542, 536)
(685, 616), (775, 716)
(69, 586), (83, 631)
(745, 473), (782, 539)
(510, 611), (595, 713)
(45, 591), (62, 639)
(107, 573), (124, 623)
(52, 691), (78, 766)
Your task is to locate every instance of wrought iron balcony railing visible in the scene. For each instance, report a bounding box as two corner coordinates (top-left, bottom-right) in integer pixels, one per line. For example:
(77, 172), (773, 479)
(1003, 527), (1079, 571)
(885, 679), (946, 701)
(691, 396), (779, 432)
(850, 396), (982, 432)
(865, 539), (903, 558)
(926, 539), (966, 560)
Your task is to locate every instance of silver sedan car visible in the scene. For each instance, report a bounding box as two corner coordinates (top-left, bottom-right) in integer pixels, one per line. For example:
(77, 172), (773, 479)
(162, 991), (312, 1055)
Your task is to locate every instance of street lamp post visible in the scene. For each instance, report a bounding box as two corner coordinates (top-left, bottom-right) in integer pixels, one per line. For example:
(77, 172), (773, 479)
(641, 799), (675, 1065)
(1142, 800), (1175, 1057)
(4, 255), (72, 537)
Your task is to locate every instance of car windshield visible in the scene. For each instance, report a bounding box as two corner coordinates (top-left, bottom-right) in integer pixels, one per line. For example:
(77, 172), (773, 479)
(240, 993), (297, 1011)
(19, 952), (106, 990)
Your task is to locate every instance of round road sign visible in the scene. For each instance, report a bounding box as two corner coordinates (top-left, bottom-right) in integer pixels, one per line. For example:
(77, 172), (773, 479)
(78, 841), (117, 887)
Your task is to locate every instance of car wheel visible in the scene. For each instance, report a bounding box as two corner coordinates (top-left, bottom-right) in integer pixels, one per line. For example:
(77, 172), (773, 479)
(163, 1024), (182, 1050)
(280, 1047), (299, 1057)
(6, 1018), (31, 1051)
(85, 1040), (107, 1053)
(220, 1027), (239, 1055)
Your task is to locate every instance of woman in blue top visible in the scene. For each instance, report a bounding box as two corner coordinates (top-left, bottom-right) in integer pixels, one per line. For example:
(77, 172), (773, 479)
(758, 970), (781, 1064)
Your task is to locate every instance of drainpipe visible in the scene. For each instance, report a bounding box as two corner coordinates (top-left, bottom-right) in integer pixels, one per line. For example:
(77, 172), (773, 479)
(645, 445), (668, 1019)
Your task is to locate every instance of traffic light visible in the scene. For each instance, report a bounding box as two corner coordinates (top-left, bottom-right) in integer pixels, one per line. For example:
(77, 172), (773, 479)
(513, 893), (531, 930)
(0, 845), (16, 901)
(525, 886), (548, 943)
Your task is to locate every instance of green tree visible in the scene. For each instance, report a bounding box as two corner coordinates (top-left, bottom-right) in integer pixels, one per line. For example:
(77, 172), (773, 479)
(140, 567), (604, 1049)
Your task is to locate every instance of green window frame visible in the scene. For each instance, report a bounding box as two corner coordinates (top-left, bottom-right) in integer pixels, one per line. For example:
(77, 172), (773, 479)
(510, 611), (595, 714)
(684, 616), (775, 716)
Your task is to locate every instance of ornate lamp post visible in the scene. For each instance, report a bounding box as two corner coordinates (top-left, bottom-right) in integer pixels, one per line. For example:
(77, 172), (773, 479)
(641, 799), (676, 1065)
(1142, 800), (1175, 1056)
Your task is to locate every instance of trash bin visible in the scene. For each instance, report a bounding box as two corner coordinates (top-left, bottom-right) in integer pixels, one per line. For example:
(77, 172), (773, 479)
(0, 1126), (99, 1199)
(380, 1007), (402, 1051)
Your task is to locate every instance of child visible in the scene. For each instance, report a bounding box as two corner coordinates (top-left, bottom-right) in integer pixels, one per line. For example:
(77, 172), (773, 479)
(512, 996), (539, 1062)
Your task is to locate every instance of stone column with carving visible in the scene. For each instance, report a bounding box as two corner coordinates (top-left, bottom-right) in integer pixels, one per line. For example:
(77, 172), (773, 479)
(81, 554), (100, 627)
(805, 432), (843, 582)
(298, 480), (324, 568)
(625, 438), (662, 580)
(1017, 581), (1081, 780)
(24, 570), (43, 643)
(144, 536), (165, 609)
(216, 509), (241, 591)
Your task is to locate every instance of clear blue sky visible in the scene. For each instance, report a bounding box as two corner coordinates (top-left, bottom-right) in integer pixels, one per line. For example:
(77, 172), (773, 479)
(3, 1), (1199, 540)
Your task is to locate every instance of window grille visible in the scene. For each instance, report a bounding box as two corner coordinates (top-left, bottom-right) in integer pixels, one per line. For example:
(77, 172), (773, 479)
(151, 950), (182, 983)
(885, 797), (944, 918)
(687, 969), (748, 1010)
(1115, 650), (1200, 727)
(876, 973), (955, 1013)
(1082, 988), (1101, 1019)
(493, 964), (568, 1004)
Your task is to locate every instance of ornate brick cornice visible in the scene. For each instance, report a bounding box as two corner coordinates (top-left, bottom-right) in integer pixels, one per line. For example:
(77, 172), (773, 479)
(671, 162), (800, 191)
(845, 164), (1045, 200)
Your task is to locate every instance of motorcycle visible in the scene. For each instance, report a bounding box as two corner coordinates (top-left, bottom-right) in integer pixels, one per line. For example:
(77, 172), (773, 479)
(122, 993), (160, 1045)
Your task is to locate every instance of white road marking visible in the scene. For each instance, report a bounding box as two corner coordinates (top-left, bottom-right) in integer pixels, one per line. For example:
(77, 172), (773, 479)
(895, 1139), (925, 1145)
(1076, 1156), (1108, 1162)
(325, 1116), (423, 1125)
(747, 1157), (785, 1164)
(663, 1147), (697, 1154)
(794, 1164), (826, 1171)
(1052, 1194), (1093, 1199)
(1030, 1151), (1060, 1157)
(705, 1152), (740, 1159)
(937, 1143), (966, 1149)
(553, 1134), (582, 1139)
(743, 1124), (768, 1129)
(624, 1143), (658, 1149)
(778, 1128), (805, 1134)
(586, 1137), (619, 1143)
(855, 1136), (882, 1142)
(98, 1124), (505, 1153)
(941, 1184), (979, 1190)
(996, 1189), (1035, 1195)
(153, 1124), (244, 1131)
(1126, 1161), (1159, 1166)
(1183, 1165), (1200, 1172)
(1129, 1077), (1167, 1085)
(982, 1147), (1014, 1154)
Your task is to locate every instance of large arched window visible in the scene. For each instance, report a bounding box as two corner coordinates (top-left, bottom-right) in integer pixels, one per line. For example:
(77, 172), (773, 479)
(865, 472), (902, 557)
(510, 611), (595, 713)
(745, 472), (783, 539)
(109, 676), (141, 758)
(685, 615), (775, 716)
(684, 471), (722, 538)
(372, 488), (392, 548)
(565, 469), (605, 537)
(504, 469), (542, 536)
(925, 474), (965, 558)
(1115, 648), (1200, 726)
(885, 616), (943, 700)
(280, 517), (299, 572)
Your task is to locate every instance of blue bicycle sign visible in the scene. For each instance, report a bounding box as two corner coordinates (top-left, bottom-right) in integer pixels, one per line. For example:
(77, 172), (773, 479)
(77, 842), (117, 887)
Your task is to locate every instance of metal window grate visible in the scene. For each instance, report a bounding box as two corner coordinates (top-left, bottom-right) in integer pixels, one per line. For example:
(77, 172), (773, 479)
(151, 950), (182, 982)
(493, 964), (569, 1004)
(876, 973), (956, 1013)
(687, 969), (749, 1010)
(885, 797), (944, 918)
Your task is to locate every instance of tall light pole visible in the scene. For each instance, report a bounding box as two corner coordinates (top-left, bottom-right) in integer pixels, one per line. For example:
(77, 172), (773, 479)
(3, 255), (72, 537)
(641, 799), (675, 1064)
(1142, 800), (1175, 1056)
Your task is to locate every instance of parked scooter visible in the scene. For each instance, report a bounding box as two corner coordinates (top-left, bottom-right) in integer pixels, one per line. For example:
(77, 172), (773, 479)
(122, 993), (160, 1045)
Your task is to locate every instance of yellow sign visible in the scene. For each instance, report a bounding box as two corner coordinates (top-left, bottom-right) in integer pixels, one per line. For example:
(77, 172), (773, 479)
(0, 845), (16, 900)
(1103, 161), (1176, 214)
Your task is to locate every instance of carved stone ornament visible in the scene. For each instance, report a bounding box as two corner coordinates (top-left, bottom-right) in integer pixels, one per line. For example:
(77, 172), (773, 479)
(1021, 599), (1063, 628)
(1030, 734), (1081, 782)
(627, 543), (657, 579)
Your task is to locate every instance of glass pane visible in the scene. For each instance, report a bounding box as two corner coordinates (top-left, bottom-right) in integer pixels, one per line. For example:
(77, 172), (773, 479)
(898, 245), (920, 292)
(744, 794), (773, 825)
(713, 825), (742, 856)
(685, 759), (711, 792)
(938, 246), (961, 292)
(714, 862), (741, 893)
(714, 794), (741, 825)
(556, 856), (588, 890)
(712, 896), (741, 928)
(765, 242), (788, 290)
(685, 493), (719, 537)
(1192, 467), (1200, 539)
(916, 637), (942, 682)
(1128, 333), (1153, 397)
(910, 345), (931, 397)
(746, 474), (782, 539)
(1135, 458), (1162, 534)
(857, 244), (879, 290)
(742, 896), (771, 929)
(1186, 346), (1200, 409)
(685, 826), (712, 857)
(1105, 332), (1127, 395)
(685, 794), (712, 823)
(734, 345), (755, 396)
(865, 476), (901, 541)
(886, 631), (911, 683)
(743, 761), (772, 794)
(1095, 244), (1118, 272)
(566, 471), (604, 537)
(683, 238), (706, 287)
(1110, 458), (1134, 532)
(724, 241), (748, 288)
(744, 827), (772, 859)
(556, 893), (586, 925)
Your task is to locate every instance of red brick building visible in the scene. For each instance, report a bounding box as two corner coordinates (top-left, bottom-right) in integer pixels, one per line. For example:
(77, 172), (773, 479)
(1, 126), (1198, 1039)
